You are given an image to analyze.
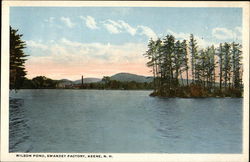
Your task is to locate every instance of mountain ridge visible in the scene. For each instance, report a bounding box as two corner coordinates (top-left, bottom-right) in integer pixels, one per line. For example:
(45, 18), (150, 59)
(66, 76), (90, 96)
(58, 72), (153, 85)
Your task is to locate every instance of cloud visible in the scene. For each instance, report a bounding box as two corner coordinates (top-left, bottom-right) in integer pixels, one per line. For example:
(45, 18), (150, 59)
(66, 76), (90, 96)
(60, 17), (75, 28)
(80, 16), (98, 29)
(167, 30), (189, 40)
(26, 40), (48, 50)
(25, 39), (150, 80)
(212, 27), (242, 41)
(212, 27), (235, 40)
(103, 19), (122, 34)
(166, 29), (218, 48)
(79, 18), (155, 39)
(138, 25), (158, 40)
(118, 20), (137, 36)
(103, 19), (137, 36)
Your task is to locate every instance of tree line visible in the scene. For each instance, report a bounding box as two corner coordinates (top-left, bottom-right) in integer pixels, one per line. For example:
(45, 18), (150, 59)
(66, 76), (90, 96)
(144, 34), (243, 97)
(20, 76), (153, 90)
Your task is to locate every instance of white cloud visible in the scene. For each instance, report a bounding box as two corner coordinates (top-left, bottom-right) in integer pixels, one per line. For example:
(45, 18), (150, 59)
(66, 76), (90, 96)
(118, 20), (137, 36)
(212, 27), (242, 41)
(27, 38), (147, 65)
(80, 16), (98, 29)
(25, 38), (150, 79)
(103, 23), (120, 34)
(138, 25), (158, 40)
(26, 40), (48, 50)
(167, 30), (189, 40)
(166, 29), (218, 48)
(60, 17), (75, 28)
(212, 27), (235, 40)
(103, 19), (137, 36)
(80, 18), (155, 39)
(103, 19), (122, 34)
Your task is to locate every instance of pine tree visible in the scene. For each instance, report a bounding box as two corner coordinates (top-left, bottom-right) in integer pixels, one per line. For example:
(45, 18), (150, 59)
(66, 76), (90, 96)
(189, 34), (198, 83)
(161, 35), (175, 91)
(181, 40), (189, 86)
(231, 42), (242, 89)
(218, 43), (223, 90)
(144, 38), (156, 90)
(222, 42), (231, 88)
(10, 26), (28, 90)
(143, 33), (243, 97)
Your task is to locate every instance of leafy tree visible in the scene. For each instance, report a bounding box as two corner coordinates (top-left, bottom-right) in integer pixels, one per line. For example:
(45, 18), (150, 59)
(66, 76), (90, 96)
(10, 26), (28, 90)
(31, 76), (57, 89)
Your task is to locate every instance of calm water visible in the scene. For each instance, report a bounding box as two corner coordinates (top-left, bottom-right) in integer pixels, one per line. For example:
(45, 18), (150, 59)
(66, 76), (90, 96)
(9, 89), (242, 153)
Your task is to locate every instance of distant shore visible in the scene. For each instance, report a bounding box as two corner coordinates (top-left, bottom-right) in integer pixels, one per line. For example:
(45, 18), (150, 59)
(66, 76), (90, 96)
(11, 86), (243, 98)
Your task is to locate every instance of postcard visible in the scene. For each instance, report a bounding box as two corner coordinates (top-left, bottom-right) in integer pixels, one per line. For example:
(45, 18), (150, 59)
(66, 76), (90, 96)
(1, 1), (249, 162)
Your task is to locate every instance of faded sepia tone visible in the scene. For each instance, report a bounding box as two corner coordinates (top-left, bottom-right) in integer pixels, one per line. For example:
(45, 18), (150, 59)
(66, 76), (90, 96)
(1, 1), (249, 162)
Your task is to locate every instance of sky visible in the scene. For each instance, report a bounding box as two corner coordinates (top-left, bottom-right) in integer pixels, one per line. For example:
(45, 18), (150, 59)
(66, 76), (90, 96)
(10, 7), (242, 80)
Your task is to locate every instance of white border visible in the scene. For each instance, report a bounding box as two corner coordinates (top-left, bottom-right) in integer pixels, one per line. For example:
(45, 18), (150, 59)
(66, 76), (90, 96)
(1, 1), (249, 162)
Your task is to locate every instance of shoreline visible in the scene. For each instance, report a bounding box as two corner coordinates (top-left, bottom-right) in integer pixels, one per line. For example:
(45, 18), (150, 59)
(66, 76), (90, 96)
(9, 88), (243, 98)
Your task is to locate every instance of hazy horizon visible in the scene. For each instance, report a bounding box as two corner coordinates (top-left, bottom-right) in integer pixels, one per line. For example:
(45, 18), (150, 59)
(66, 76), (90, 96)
(26, 71), (154, 81)
(10, 7), (242, 80)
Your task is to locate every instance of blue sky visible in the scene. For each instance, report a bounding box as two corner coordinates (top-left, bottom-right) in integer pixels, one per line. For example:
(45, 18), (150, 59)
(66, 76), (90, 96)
(10, 7), (242, 80)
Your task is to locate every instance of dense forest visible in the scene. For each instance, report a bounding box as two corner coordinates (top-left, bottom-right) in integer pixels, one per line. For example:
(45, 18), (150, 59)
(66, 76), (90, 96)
(144, 34), (243, 97)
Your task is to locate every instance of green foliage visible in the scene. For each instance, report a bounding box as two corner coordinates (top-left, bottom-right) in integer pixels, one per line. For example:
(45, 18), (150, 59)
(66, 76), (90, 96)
(21, 76), (58, 89)
(31, 76), (58, 89)
(80, 79), (153, 90)
(21, 76), (153, 90)
(10, 26), (28, 90)
(144, 34), (243, 98)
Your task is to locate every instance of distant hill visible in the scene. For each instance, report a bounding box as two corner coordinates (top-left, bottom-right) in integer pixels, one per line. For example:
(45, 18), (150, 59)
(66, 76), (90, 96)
(110, 73), (153, 83)
(58, 79), (73, 86)
(73, 78), (101, 84)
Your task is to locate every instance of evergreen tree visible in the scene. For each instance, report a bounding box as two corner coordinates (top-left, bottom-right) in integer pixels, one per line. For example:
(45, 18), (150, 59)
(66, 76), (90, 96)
(144, 39), (157, 91)
(181, 40), (189, 86)
(189, 34), (198, 83)
(10, 26), (28, 90)
(161, 35), (175, 91)
(222, 42), (231, 88)
(143, 33), (243, 97)
(231, 42), (242, 89)
(218, 43), (223, 90)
